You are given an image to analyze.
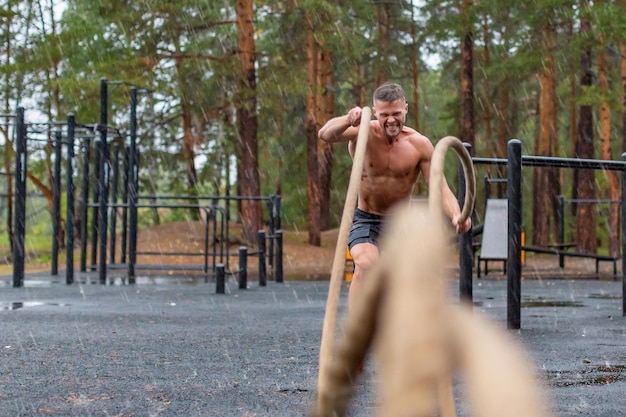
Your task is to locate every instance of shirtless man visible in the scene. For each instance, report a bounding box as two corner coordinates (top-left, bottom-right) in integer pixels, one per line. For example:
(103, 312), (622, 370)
(318, 82), (472, 308)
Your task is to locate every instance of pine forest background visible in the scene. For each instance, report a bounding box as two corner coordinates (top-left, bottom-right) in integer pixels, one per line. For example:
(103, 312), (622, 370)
(1, 0), (626, 261)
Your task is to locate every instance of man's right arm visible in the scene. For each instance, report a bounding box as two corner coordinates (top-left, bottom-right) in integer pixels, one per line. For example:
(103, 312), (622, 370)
(318, 107), (362, 143)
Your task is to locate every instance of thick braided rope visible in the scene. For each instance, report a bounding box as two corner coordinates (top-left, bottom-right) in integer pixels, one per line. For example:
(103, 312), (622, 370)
(317, 106), (372, 396)
(428, 136), (475, 227)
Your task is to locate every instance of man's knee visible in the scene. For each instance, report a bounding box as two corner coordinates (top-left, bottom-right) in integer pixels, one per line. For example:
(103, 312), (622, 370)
(351, 244), (379, 273)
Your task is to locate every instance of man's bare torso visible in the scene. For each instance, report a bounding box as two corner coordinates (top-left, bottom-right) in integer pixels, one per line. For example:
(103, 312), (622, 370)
(349, 122), (428, 215)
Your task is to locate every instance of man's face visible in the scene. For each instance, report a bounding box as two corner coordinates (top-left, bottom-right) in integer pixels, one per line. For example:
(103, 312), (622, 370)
(373, 99), (408, 139)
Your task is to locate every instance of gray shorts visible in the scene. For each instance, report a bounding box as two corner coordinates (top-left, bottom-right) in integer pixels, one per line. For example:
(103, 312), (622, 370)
(348, 208), (385, 250)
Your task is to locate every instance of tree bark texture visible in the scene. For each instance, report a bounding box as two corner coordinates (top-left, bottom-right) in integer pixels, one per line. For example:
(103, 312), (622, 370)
(494, 82), (510, 197)
(317, 49), (335, 232)
(621, 41), (626, 153)
(461, 0), (475, 148)
(481, 12), (492, 160)
(181, 104), (200, 220)
(375, 3), (391, 86)
(574, 33), (597, 253)
(598, 40), (620, 256)
(237, 0), (262, 243)
(410, 1), (420, 132)
(533, 23), (558, 247)
(305, 11), (321, 246)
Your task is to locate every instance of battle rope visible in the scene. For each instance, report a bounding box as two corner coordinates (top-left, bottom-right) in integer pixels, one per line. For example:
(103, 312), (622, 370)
(317, 106), (372, 393)
(428, 136), (476, 226)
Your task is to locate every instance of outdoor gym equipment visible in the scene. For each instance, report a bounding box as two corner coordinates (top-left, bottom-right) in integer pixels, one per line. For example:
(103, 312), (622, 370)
(469, 139), (626, 328)
(6, 80), (283, 290)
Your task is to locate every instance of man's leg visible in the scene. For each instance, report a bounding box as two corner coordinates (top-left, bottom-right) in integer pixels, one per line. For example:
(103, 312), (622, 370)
(348, 242), (380, 310)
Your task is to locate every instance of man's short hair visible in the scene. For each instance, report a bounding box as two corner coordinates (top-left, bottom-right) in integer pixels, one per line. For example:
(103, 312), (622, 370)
(373, 83), (406, 104)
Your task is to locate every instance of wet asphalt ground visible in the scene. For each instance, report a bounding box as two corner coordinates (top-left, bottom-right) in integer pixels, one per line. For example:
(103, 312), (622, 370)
(0, 273), (624, 417)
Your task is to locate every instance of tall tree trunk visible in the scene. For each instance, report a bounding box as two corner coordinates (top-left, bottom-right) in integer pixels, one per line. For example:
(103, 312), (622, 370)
(574, 4), (596, 253)
(2, 128), (12, 254)
(460, 0), (474, 147)
(598, 32), (620, 256)
(2, 2), (12, 254)
(317, 48), (334, 231)
(305, 11), (320, 246)
(375, 3), (391, 85)
(568, 13), (578, 218)
(181, 104), (200, 220)
(495, 81), (509, 196)
(46, 0), (65, 249)
(568, 18), (578, 157)
(237, 0), (261, 243)
(533, 21), (558, 247)
(175, 39), (200, 219)
(621, 40), (626, 153)
(410, 0), (420, 132)
(481, 12), (492, 160)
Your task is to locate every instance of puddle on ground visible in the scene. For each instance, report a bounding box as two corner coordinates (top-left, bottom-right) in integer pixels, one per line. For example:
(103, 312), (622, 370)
(0, 280), (64, 288)
(588, 293), (622, 300)
(545, 365), (626, 387)
(284, 273), (331, 281)
(521, 298), (584, 308)
(105, 276), (211, 286)
(1, 301), (70, 311)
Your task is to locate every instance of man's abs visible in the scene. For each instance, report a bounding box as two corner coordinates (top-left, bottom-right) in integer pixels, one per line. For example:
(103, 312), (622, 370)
(358, 176), (416, 214)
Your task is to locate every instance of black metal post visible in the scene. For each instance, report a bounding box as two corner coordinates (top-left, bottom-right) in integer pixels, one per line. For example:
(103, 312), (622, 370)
(12, 107), (26, 288)
(274, 195), (282, 230)
(621, 153), (626, 316)
(212, 208), (219, 271)
(275, 230), (283, 283)
(66, 114), (76, 284)
(120, 147), (129, 264)
(80, 138), (91, 272)
(225, 159), (231, 224)
(98, 78), (109, 284)
(484, 175), (490, 207)
(268, 197), (274, 270)
(109, 143), (120, 264)
(128, 86), (138, 283)
(90, 140), (100, 270)
(507, 139), (523, 329)
(216, 263), (225, 294)
(557, 195), (565, 244)
(239, 246), (247, 289)
(274, 195), (282, 275)
(258, 229), (266, 286)
(459, 143), (473, 304)
(51, 129), (62, 276)
(203, 211), (210, 275)
(557, 194), (565, 268)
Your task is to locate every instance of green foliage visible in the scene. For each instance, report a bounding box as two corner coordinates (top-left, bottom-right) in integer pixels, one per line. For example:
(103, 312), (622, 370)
(0, 0), (625, 250)
(162, 207), (192, 224)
